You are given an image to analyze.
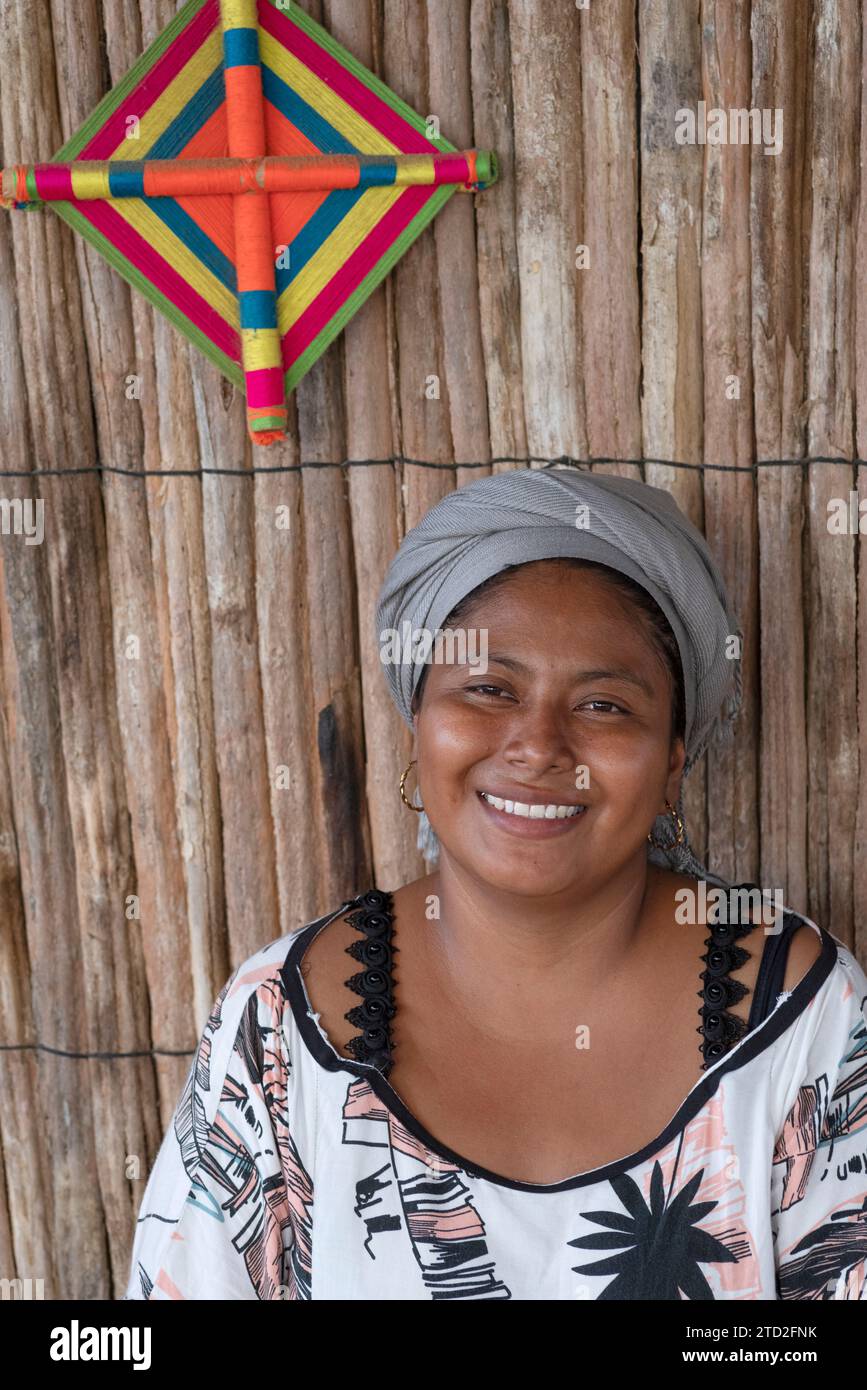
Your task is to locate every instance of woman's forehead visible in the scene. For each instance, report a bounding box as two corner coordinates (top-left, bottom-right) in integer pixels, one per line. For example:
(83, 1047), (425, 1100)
(458, 566), (652, 628)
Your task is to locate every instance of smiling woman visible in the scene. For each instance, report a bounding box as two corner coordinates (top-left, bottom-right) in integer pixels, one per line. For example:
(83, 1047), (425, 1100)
(406, 558), (688, 903)
(408, 547), (686, 861)
(124, 466), (867, 1303)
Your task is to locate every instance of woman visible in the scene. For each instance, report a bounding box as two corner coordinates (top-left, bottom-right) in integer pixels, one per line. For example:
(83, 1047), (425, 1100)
(123, 466), (867, 1301)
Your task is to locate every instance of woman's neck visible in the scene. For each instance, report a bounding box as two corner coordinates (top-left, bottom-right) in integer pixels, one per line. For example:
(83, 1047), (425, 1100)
(397, 859), (674, 1046)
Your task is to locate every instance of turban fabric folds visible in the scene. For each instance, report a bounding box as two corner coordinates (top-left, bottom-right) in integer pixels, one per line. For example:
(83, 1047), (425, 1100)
(374, 466), (743, 885)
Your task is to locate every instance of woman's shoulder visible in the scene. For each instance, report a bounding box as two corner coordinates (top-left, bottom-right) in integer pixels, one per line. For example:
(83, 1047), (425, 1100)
(801, 929), (867, 1018)
(780, 915), (824, 987)
(210, 921), (316, 1025)
(224, 899), (358, 999)
(672, 873), (833, 983)
(289, 889), (396, 1062)
(209, 890), (399, 1072)
(766, 921), (866, 1115)
(189, 904), (355, 1086)
(282, 882), (429, 1067)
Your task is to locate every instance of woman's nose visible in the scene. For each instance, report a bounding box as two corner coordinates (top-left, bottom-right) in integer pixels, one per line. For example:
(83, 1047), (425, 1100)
(501, 704), (576, 768)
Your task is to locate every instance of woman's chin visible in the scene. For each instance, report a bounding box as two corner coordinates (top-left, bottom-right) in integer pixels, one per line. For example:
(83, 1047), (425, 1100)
(441, 842), (587, 897)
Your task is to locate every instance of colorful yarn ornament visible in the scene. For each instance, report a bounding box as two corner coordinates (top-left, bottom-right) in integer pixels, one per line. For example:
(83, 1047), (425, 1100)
(1, 0), (497, 446)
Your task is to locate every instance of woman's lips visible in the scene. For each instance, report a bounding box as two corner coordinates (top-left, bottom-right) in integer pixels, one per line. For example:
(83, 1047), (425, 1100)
(475, 789), (589, 838)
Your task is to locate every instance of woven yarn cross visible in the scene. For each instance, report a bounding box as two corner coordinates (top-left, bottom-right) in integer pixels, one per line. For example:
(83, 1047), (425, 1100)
(1, 0), (497, 445)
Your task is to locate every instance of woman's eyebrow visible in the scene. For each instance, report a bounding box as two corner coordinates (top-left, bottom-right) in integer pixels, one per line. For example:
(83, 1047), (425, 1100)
(482, 653), (655, 697)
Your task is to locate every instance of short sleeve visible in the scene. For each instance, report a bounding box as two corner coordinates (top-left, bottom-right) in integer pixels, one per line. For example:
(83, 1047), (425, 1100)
(770, 945), (867, 1299)
(122, 951), (313, 1301)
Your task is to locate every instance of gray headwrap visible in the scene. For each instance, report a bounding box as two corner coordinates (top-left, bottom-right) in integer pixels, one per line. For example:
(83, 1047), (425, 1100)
(375, 465), (743, 886)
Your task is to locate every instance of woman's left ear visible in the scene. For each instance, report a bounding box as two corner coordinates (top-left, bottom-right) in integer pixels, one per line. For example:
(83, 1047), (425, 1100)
(666, 737), (686, 799)
(673, 734), (686, 765)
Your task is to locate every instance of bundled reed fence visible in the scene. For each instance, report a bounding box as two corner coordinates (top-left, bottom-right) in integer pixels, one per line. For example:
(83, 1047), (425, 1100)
(0, 0), (865, 1299)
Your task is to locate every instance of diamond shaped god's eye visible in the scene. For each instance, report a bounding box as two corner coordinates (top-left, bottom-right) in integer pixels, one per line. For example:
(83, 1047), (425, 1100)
(1, 0), (496, 446)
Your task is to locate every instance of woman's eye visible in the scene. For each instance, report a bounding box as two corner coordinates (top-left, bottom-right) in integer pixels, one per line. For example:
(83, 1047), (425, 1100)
(466, 683), (512, 699)
(582, 699), (627, 714)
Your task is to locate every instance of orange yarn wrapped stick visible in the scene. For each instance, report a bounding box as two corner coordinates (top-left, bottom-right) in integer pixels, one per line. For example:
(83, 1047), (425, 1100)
(221, 0), (285, 446)
(0, 152), (497, 205)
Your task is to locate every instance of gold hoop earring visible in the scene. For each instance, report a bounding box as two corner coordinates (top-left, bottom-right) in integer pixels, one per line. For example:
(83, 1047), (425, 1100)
(399, 759), (424, 813)
(647, 798), (685, 848)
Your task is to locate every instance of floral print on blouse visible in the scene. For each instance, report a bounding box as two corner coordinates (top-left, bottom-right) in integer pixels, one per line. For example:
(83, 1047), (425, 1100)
(122, 902), (867, 1301)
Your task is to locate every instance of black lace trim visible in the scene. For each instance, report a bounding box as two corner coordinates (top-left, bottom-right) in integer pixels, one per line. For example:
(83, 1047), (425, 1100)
(341, 888), (397, 1076)
(337, 884), (761, 1076)
(697, 886), (763, 1069)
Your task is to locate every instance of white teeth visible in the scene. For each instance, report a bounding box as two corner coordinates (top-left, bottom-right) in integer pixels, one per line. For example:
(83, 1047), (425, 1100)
(480, 792), (585, 819)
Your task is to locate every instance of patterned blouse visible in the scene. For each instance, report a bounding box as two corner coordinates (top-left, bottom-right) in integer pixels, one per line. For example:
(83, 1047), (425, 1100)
(123, 887), (867, 1301)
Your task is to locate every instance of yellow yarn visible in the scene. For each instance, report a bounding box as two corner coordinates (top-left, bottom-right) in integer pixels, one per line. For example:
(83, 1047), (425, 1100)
(221, 0), (258, 29)
(278, 185), (403, 328)
(393, 156), (436, 187)
(261, 30), (399, 156)
(241, 327), (282, 369)
(106, 31), (223, 160)
(70, 166), (112, 199)
(114, 198), (237, 323)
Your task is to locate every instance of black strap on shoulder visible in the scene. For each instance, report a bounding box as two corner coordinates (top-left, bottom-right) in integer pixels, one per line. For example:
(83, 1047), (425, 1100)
(746, 910), (804, 1031)
(341, 888), (397, 1075)
(697, 881), (761, 1067)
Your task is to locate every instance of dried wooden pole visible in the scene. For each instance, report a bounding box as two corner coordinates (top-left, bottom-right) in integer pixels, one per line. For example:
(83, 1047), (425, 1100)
(384, 0), (455, 529)
(639, 0), (708, 862)
(509, 0), (585, 462)
(143, 321), (230, 1037)
(805, 0), (859, 941)
(640, 0), (705, 505)
(471, 0), (529, 471)
(253, 421), (326, 932)
(751, 0), (810, 914)
(580, 0), (643, 473)
(295, 365), (371, 903)
(191, 360), (283, 961)
(427, 0), (492, 491)
(700, 0), (759, 886)
(0, 542), (54, 1289)
(854, 3), (867, 968)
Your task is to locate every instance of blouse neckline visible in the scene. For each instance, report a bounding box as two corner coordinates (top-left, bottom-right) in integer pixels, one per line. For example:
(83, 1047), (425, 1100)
(279, 894), (838, 1194)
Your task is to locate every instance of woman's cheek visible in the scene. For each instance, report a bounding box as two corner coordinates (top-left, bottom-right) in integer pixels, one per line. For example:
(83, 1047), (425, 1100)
(419, 703), (497, 759)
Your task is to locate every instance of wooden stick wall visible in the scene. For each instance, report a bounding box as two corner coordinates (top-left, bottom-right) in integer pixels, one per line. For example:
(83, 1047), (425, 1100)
(0, 0), (864, 1298)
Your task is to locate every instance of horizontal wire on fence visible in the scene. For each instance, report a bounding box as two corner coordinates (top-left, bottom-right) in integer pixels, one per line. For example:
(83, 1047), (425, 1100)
(0, 1040), (195, 1060)
(1, 455), (867, 479)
